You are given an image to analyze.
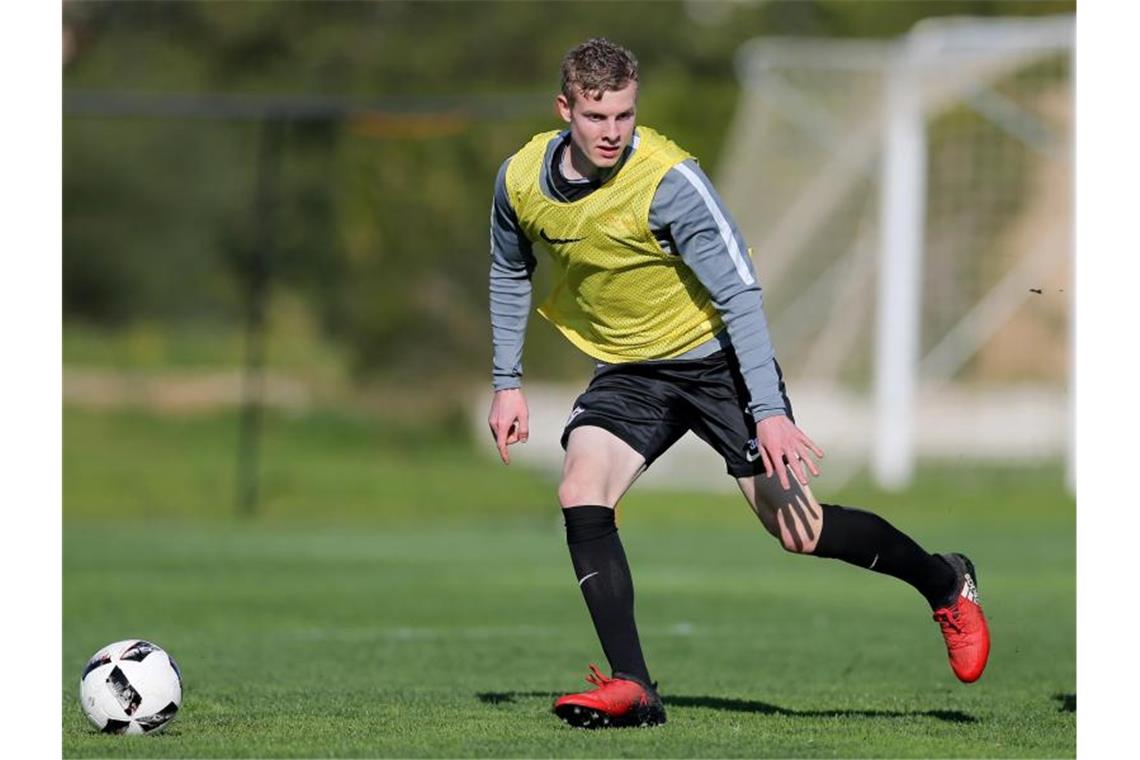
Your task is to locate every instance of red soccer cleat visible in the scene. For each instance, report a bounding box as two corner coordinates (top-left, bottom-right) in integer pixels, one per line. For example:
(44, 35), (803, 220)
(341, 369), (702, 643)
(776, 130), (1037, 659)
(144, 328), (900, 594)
(932, 553), (991, 683)
(553, 664), (666, 729)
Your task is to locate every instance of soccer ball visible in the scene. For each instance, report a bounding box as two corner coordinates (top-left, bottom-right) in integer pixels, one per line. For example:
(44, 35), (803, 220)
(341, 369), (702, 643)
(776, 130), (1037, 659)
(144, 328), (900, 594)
(78, 639), (183, 735)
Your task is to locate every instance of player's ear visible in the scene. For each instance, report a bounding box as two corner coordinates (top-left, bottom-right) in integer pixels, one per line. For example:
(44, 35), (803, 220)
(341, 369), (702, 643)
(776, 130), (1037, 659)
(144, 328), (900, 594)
(554, 93), (572, 123)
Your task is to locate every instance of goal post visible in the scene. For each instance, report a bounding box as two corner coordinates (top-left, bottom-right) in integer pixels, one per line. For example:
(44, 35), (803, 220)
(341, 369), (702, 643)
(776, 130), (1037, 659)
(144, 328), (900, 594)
(874, 59), (927, 489)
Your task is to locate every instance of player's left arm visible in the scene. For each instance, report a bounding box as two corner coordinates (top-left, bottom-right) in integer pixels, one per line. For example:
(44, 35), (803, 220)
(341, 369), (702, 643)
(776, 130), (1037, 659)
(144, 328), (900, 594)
(653, 160), (823, 489)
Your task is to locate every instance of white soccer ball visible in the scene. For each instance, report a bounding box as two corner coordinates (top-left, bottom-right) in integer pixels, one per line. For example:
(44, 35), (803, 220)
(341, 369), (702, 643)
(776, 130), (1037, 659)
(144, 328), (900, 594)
(78, 639), (183, 735)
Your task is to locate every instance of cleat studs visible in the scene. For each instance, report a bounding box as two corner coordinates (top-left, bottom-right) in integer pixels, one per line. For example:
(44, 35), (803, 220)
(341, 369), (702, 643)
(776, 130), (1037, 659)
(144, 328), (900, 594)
(573, 707), (581, 714)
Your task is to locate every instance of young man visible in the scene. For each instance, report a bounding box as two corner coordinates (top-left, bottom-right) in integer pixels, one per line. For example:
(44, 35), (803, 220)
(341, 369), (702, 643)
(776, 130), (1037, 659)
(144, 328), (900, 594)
(487, 38), (989, 729)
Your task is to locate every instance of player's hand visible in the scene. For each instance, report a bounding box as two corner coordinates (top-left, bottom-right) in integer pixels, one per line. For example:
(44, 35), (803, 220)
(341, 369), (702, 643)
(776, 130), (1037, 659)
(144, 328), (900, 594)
(755, 414), (824, 490)
(487, 388), (530, 465)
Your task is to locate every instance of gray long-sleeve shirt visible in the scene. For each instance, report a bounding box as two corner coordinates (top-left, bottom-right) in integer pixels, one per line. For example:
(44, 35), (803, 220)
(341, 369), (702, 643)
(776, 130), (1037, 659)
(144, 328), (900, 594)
(489, 129), (786, 422)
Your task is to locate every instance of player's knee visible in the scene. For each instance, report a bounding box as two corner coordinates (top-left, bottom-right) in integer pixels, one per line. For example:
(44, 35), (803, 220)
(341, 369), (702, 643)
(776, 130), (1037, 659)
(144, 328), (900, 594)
(753, 498), (818, 554)
(776, 530), (809, 554)
(778, 510), (823, 554)
(755, 511), (800, 553)
(749, 503), (786, 544)
(558, 477), (607, 509)
(556, 479), (577, 508)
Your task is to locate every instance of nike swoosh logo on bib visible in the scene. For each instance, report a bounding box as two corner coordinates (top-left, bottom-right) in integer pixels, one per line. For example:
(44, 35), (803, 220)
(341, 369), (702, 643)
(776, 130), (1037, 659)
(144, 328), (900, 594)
(540, 228), (586, 245)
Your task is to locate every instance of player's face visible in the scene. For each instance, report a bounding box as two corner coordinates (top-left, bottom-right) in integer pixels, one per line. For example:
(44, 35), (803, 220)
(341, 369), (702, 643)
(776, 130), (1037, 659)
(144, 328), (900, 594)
(556, 82), (638, 172)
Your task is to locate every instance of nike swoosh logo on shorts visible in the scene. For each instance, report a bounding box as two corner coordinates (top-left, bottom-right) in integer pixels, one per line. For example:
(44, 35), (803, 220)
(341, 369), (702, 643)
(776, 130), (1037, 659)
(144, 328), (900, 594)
(745, 438), (762, 462)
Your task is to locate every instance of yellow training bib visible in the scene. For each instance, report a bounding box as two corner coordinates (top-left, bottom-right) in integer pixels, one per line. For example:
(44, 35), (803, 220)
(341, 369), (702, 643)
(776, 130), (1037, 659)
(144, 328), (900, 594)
(505, 126), (724, 362)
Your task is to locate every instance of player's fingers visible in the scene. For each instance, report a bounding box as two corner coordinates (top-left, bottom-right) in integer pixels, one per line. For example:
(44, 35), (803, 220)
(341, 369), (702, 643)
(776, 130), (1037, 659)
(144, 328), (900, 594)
(800, 449), (821, 477)
(788, 456), (809, 486)
(759, 446), (775, 481)
(518, 411), (529, 443)
(773, 449), (792, 490)
(803, 436), (825, 459)
(494, 422), (511, 464)
(790, 428), (824, 459)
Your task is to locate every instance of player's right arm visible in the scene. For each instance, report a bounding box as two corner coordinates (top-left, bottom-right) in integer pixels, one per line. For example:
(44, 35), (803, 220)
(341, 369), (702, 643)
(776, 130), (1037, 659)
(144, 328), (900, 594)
(488, 158), (537, 464)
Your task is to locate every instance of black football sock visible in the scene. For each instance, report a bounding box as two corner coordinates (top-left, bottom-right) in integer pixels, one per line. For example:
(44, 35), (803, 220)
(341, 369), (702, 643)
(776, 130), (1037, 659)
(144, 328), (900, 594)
(813, 503), (958, 609)
(563, 505), (652, 685)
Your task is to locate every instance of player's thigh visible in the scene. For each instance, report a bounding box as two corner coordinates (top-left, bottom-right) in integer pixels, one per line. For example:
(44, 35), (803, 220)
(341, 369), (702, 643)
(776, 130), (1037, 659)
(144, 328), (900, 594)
(559, 425), (647, 508)
(678, 352), (792, 479)
(737, 469), (824, 553)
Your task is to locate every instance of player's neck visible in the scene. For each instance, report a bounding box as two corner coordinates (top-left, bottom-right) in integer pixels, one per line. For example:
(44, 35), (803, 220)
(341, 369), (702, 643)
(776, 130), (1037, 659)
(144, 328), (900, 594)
(563, 140), (602, 182)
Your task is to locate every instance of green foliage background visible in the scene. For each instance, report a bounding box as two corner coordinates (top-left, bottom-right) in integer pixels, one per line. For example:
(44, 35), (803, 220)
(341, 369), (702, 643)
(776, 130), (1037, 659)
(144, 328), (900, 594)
(63, 0), (1075, 383)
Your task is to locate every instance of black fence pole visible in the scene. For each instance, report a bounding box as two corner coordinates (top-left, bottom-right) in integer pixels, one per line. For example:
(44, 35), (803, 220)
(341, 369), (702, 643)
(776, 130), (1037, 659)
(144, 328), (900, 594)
(237, 120), (283, 517)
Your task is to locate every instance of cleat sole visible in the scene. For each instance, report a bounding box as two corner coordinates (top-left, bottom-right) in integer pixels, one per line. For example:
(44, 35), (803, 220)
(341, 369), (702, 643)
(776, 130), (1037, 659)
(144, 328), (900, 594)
(554, 701), (667, 730)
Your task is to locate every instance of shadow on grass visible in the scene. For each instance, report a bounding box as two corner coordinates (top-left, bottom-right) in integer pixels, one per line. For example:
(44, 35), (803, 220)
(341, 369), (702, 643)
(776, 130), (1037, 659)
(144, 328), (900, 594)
(477, 692), (977, 724)
(1053, 693), (1075, 712)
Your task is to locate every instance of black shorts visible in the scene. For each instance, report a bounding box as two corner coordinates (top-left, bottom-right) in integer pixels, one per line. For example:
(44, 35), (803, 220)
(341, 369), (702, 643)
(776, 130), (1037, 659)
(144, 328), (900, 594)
(559, 350), (794, 478)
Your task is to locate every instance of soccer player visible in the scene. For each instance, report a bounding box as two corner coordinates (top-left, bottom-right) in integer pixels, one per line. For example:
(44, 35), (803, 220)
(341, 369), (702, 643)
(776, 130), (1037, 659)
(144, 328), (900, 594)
(487, 38), (990, 729)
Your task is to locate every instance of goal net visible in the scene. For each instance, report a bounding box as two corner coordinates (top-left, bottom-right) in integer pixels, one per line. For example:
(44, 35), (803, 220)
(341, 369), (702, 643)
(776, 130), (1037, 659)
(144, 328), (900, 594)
(716, 15), (1074, 490)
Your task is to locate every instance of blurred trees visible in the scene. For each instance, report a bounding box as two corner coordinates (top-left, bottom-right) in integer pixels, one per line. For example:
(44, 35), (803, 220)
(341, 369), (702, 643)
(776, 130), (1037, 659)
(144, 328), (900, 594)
(62, 0), (1074, 383)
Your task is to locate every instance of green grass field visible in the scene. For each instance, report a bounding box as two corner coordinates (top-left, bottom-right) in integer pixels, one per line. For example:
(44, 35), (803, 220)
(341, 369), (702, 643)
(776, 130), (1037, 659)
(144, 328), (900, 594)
(63, 407), (1075, 757)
